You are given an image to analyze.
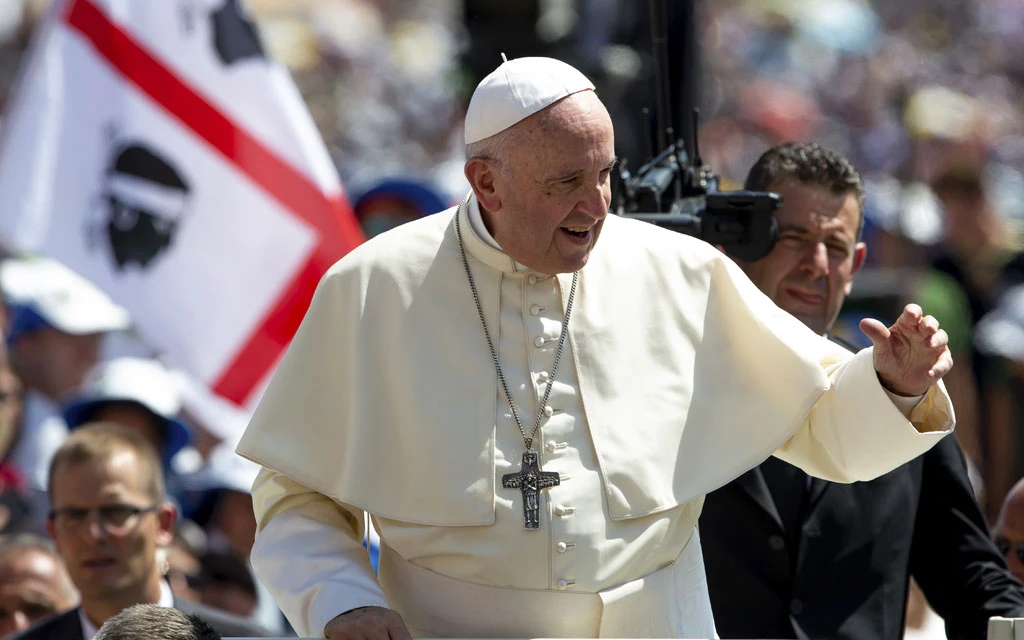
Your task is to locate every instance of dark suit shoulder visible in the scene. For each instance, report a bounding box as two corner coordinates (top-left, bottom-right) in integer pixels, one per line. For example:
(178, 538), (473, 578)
(9, 607), (83, 640)
(826, 332), (863, 353)
(174, 597), (276, 637)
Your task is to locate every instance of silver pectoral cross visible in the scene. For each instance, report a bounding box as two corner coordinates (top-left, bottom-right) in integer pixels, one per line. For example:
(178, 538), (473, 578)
(502, 451), (560, 529)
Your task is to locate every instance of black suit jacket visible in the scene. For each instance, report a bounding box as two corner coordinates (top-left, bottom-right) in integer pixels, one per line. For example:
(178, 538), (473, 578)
(701, 431), (1024, 640)
(10, 594), (274, 640)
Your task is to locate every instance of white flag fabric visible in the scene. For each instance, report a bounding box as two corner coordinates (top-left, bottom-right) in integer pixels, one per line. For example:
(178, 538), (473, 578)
(0, 0), (365, 407)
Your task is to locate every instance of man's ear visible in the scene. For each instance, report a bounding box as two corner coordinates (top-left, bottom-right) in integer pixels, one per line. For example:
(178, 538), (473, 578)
(465, 158), (501, 212)
(844, 241), (868, 295)
(852, 241), (867, 275)
(156, 501), (177, 548)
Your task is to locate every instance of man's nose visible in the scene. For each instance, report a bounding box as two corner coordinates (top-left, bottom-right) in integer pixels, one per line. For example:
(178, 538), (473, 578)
(800, 243), (829, 276)
(580, 182), (610, 220)
(85, 514), (111, 540)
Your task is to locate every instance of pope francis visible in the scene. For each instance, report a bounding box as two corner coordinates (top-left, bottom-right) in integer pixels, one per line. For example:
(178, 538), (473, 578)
(235, 57), (956, 639)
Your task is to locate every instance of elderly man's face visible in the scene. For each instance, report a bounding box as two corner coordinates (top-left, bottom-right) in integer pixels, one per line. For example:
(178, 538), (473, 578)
(485, 91), (616, 275)
(0, 548), (78, 637)
(735, 180), (866, 336)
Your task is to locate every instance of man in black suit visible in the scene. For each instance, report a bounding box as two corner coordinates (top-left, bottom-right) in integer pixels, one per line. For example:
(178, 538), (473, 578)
(10, 422), (271, 640)
(701, 142), (1024, 640)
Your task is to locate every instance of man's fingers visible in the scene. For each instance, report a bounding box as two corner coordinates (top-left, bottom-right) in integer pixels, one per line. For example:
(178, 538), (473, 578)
(919, 315), (940, 335)
(388, 619), (414, 640)
(385, 610), (414, 640)
(929, 349), (954, 380)
(325, 607), (410, 640)
(859, 317), (891, 346)
(928, 329), (948, 350)
(899, 303), (923, 329)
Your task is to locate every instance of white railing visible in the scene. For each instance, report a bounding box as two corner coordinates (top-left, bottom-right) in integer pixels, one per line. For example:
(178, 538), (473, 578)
(990, 618), (1024, 640)
(221, 622), (1024, 640)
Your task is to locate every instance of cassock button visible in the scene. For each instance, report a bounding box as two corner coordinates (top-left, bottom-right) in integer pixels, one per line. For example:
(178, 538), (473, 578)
(537, 371), (550, 383)
(528, 275), (538, 285)
(790, 599), (804, 616)
(557, 579), (575, 590)
(534, 336), (546, 348)
(556, 542), (568, 553)
(530, 305), (541, 316)
(544, 405), (554, 417)
(768, 535), (785, 551)
(545, 440), (558, 453)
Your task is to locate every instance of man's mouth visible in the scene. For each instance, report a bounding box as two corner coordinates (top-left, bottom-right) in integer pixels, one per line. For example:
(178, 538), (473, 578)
(82, 558), (117, 569)
(561, 226), (593, 243)
(784, 287), (824, 305)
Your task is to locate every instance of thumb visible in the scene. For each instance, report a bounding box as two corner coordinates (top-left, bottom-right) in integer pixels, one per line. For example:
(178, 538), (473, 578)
(859, 317), (891, 349)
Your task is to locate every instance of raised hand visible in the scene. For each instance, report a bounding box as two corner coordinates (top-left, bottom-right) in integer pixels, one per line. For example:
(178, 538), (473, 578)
(859, 303), (953, 397)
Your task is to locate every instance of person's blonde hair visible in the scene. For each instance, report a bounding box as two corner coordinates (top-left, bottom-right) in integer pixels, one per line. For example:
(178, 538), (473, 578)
(48, 421), (165, 502)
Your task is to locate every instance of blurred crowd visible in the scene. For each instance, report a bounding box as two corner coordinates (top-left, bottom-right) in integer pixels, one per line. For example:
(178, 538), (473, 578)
(0, 0), (1022, 638)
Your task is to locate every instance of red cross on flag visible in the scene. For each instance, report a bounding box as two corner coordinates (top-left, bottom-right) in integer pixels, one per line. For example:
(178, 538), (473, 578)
(0, 0), (365, 408)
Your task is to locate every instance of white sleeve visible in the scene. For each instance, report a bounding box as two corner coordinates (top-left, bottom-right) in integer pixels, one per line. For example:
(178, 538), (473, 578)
(249, 468), (390, 638)
(774, 347), (955, 482)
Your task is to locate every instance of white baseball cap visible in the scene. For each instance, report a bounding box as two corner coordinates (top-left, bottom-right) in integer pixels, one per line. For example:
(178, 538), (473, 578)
(464, 56), (595, 145)
(1, 256), (130, 341)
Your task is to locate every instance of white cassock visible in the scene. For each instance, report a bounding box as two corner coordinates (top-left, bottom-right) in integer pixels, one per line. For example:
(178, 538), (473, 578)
(236, 195), (954, 638)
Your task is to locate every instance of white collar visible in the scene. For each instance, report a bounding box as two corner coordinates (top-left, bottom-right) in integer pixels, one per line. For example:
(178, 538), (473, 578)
(462, 194), (543, 276)
(78, 580), (174, 640)
(467, 193), (502, 251)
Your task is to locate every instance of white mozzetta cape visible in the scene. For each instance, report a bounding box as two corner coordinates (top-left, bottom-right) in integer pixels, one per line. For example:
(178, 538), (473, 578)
(237, 199), (953, 527)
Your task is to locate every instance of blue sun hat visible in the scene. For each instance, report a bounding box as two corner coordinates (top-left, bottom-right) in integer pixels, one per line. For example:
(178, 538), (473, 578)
(63, 357), (192, 468)
(352, 177), (450, 238)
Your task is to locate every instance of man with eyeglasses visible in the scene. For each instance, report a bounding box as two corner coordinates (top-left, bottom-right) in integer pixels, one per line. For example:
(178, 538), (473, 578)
(994, 478), (1024, 583)
(10, 422), (270, 640)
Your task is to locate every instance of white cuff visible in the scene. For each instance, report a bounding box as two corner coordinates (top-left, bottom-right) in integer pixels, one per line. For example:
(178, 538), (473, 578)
(883, 387), (926, 418)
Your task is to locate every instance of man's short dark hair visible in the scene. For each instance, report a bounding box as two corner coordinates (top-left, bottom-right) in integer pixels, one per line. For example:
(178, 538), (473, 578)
(744, 142), (866, 240)
(93, 603), (221, 640)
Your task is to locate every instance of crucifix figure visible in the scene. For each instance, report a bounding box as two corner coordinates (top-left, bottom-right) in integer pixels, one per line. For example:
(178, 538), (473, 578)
(503, 451), (560, 529)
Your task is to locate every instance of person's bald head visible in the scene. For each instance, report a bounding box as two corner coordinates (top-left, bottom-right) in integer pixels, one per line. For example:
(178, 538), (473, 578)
(0, 534), (79, 637)
(994, 478), (1024, 582)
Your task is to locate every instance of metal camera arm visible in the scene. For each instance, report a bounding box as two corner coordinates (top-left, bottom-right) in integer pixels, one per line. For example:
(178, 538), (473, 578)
(613, 0), (780, 262)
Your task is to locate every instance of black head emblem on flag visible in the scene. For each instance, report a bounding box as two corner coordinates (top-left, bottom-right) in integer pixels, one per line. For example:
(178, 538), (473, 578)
(98, 143), (191, 271)
(211, 0), (265, 66)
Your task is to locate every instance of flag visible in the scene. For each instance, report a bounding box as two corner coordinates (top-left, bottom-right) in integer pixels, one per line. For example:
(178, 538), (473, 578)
(0, 0), (365, 407)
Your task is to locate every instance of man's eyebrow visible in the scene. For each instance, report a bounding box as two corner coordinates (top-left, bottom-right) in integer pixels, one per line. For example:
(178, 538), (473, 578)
(777, 223), (811, 234)
(548, 158), (619, 183)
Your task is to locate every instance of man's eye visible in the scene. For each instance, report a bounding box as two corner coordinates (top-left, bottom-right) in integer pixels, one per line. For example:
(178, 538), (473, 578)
(101, 506), (136, 525)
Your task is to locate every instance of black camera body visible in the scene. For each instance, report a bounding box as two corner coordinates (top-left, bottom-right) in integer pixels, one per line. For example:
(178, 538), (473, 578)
(614, 0), (780, 262)
(613, 142), (780, 262)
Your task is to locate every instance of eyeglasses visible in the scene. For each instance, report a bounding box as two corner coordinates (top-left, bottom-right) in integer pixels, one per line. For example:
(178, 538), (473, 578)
(48, 504), (158, 534)
(995, 536), (1024, 564)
